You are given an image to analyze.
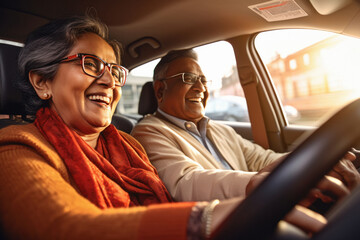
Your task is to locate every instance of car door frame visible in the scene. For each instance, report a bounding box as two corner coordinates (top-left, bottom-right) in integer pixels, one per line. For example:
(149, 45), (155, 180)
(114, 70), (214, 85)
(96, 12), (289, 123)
(221, 33), (316, 153)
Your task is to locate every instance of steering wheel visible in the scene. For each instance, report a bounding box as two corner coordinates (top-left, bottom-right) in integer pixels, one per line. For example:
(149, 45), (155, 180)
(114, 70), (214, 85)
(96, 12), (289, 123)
(212, 98), (360, 240)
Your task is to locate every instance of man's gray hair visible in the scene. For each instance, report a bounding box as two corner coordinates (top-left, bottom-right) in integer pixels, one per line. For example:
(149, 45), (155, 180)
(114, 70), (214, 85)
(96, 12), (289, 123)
(153, 49), (198, 81)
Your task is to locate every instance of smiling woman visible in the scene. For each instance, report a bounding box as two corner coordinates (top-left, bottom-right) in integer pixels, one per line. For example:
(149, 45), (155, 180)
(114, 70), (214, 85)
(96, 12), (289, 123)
(28, 33), (124, 140)
(0, 15), (193, 239)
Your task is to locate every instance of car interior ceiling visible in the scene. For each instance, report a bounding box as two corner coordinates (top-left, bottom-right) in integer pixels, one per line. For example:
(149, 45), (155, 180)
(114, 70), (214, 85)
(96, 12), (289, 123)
(1, 0), (360, 69)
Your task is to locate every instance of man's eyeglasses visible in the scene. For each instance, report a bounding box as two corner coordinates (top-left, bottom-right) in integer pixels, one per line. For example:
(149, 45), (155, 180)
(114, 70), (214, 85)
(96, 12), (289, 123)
(42, 53), (128, 87)
(161, 72), (211, 87)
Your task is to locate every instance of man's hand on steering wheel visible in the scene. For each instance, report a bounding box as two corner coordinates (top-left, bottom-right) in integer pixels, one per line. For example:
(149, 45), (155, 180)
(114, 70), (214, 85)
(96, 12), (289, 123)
(327, 151), (360, 190)
(246, 152), (359, 208)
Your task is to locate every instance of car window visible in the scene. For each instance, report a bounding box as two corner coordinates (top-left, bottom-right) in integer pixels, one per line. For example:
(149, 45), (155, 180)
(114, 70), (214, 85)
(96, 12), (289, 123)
(255, 29), (360, 126)
(196, 42), (246, 122)
(124, 41), (247, 122)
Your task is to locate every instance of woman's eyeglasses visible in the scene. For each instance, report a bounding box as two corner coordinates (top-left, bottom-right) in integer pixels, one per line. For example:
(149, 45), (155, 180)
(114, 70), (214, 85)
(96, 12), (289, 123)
(41, 53), (128, 87)
(160, 72), (211, 87)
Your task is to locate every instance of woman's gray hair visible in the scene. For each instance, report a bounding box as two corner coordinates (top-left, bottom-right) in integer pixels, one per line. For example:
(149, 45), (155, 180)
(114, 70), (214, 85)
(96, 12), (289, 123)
(153, 48), (198, 82)
(18, 15), (122, 114)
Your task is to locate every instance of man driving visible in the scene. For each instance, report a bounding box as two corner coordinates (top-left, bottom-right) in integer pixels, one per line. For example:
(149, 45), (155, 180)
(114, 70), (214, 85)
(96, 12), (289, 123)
(131, 49), (359, 203)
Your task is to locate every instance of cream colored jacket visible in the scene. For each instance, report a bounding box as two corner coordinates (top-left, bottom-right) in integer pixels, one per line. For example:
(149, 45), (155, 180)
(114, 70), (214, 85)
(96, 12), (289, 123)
(131, 114), (284, 202)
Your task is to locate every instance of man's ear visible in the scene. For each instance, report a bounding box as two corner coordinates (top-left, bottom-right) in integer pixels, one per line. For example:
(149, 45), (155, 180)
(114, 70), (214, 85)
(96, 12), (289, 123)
(153, 80), (166, 103)
(28, 71), (52, 100)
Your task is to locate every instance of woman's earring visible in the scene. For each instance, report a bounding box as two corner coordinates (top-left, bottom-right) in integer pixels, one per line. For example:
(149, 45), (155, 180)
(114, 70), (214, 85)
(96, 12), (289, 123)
(43, 93), (50, 99)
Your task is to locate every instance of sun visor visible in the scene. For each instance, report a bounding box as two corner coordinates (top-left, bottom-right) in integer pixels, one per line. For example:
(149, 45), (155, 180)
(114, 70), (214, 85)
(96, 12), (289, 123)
(310, 0), (353, 15)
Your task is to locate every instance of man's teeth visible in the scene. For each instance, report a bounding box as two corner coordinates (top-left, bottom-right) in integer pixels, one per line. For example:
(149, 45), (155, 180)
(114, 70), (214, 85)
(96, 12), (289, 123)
(189, 98), (202, 102)
(88, 95), (110, 104)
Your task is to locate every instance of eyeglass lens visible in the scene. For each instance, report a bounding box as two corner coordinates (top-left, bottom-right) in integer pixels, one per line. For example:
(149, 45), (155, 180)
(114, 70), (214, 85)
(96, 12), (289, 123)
(83, 55), (126, 86)
(183, 73), (209, 86)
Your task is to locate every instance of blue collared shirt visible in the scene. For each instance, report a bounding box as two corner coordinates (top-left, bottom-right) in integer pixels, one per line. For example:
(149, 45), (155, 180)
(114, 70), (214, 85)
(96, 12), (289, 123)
(158, 109), (232, 170)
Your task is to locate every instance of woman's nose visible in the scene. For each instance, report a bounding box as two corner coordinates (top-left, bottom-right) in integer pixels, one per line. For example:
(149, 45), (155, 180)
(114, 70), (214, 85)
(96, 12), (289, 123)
(97, 66), (116, 88)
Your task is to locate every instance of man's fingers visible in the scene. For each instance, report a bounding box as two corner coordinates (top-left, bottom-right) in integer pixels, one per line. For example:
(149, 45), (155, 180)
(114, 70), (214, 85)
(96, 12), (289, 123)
(331, 158), (360, 189)
(299, 187), (337, 208)
(344, 151), (356, 162)
(327, 151), (360, 190)
(317, 175), (349, 199)
(284, 205), (327, 234)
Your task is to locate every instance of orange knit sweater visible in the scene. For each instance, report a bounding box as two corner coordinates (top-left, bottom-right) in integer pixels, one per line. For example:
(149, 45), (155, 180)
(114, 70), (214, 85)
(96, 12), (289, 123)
(0, 124), (194, 240)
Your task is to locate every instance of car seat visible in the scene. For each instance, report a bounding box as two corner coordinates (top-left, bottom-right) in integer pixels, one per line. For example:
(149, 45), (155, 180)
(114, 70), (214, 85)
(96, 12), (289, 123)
(0, 42), (135, 133)
(0, 43), (29, 128)
(138, 81), (157, 118)
(111, 113), (135, 134)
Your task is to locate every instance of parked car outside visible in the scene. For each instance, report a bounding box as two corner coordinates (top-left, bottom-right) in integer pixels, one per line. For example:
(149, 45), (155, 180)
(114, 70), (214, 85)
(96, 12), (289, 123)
(206, 95), (300, 123)
(205, 96), (249, 122)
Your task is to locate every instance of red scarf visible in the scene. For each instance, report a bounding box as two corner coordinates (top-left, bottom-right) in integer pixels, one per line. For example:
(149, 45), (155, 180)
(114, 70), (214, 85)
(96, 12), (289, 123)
(34, 107), (172, 209)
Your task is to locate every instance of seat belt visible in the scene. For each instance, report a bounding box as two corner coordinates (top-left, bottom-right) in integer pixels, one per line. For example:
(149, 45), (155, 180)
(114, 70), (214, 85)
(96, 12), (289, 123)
(239, 66), (269, 149)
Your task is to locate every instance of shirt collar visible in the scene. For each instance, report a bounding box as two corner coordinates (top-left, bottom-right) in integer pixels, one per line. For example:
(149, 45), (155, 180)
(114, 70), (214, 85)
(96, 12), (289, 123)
(157, 108), (209, 136)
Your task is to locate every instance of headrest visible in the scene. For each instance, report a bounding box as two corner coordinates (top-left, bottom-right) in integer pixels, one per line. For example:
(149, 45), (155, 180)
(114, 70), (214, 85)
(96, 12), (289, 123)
(111, 114), (135, 134)
(0, 43), (26, 115)
(138, 81), (158, 115)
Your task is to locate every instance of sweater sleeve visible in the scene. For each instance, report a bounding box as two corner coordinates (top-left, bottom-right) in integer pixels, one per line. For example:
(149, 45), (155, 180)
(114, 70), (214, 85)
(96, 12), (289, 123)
(0, 126), (194, 240)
